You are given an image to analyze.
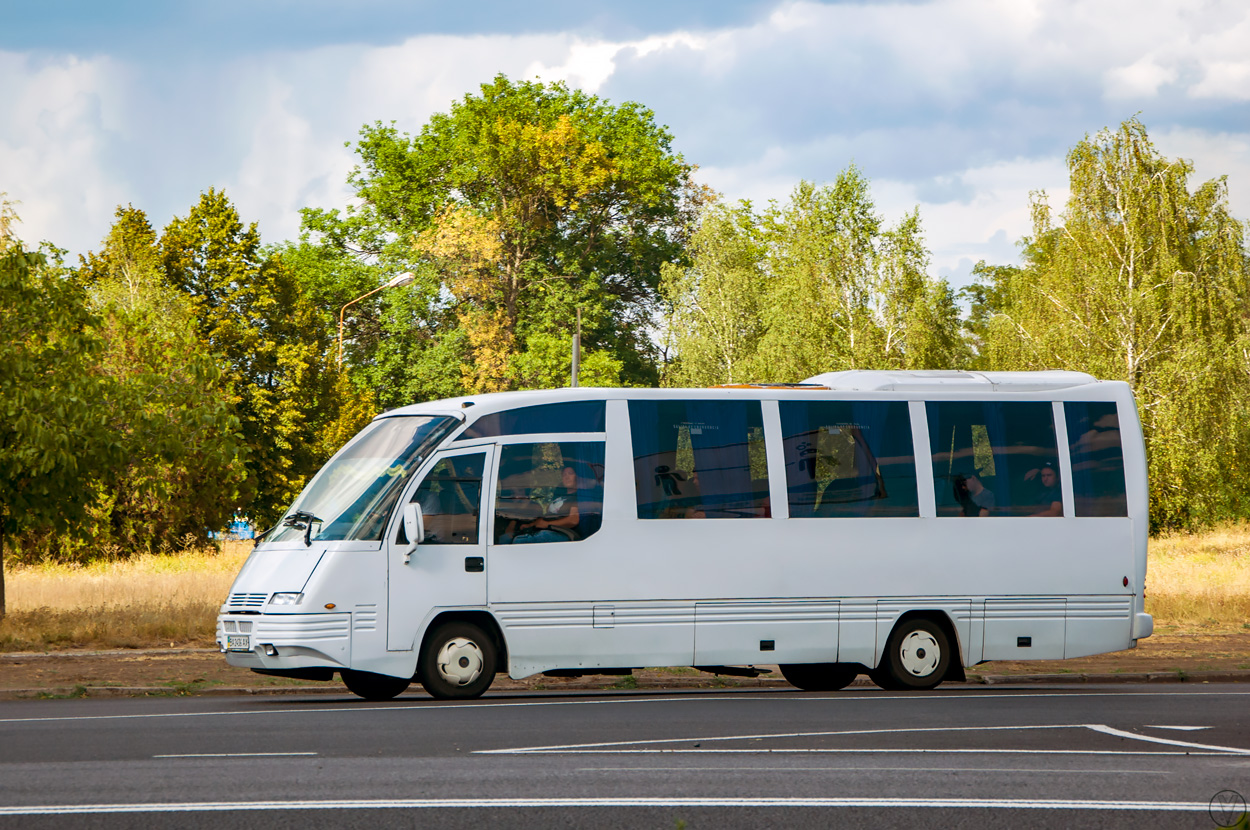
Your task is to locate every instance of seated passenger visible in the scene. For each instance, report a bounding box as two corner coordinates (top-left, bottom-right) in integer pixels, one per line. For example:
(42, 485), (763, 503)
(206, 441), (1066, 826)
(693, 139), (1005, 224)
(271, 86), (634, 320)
(513, 466), (581, 543)
(954, 469), (994, 517)
(1024, 462), (1063, 517)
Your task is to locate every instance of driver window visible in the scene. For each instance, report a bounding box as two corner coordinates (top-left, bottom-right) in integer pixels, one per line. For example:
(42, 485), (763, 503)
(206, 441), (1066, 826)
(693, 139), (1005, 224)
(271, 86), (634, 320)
(494, 442), (605, 544)
(408, 453), (485, 544)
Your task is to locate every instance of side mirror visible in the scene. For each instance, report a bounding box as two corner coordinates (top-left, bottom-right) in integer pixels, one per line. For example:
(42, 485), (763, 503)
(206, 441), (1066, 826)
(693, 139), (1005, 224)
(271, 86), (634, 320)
(402, 502), (424, 563)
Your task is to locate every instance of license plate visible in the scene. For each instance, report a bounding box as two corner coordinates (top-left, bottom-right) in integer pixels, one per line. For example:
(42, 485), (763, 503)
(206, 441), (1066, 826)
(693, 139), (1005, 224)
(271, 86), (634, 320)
(226, 634), (251, 652)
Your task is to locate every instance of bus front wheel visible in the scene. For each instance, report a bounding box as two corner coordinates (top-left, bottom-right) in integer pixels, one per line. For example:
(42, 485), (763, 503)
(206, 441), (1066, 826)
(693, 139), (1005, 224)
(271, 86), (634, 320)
(779, 663), (859, 691)
(875, 618), (950, 691)
(341, 669), (411, 701)
(419, 621), (498, 700)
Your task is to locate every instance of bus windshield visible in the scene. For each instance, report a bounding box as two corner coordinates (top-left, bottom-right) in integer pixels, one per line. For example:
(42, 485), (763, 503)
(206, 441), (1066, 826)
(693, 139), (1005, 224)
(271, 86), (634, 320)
(266, 415), (458, 544)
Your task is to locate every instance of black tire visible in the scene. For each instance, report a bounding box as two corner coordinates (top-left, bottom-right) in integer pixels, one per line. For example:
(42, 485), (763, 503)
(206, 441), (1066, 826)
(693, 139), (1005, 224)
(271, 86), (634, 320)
(418, 621), (498, 700)
(340, 669), (411, 701)
(875, 617), (951, 691)
(867, 665), (904, 691)
(779, 663), (859, 691)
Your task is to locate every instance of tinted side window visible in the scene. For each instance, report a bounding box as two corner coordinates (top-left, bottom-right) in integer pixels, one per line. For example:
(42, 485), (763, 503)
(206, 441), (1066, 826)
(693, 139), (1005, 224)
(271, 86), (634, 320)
(494, 442), (605, 544)
(459, 401), (606, 440)
(410, 453), (485, 544)
(780, 401), (918, 518)
(629, 400), (769, 519)
(1065, 402), (1128, 517)
(927, 402), (1061, 518)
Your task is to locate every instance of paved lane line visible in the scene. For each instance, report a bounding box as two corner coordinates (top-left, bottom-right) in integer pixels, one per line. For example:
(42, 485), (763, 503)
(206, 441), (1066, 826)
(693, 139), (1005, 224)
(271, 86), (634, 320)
(0, 797), (1214, 816)
(477, 723), (1083, 754)
(576, 766), (1174, 774)
(514, 748), (1229, 756)
(0, 696), (709, 725)
(153, 752), (318, 758)
(1146, 725), (1209, 731)
(1084, 724), (1250, 754)
(4, 689), (1250, 725)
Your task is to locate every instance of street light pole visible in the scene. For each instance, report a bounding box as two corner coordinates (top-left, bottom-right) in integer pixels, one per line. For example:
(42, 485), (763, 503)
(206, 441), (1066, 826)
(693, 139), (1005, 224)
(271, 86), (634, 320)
(338, 272), (415, 368)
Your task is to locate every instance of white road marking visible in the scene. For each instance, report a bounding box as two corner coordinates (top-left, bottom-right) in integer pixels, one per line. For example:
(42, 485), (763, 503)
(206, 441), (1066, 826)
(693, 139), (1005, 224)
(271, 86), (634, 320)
(479, 722), (1250, 757)
(576, 766), (1173, 774)
(511, 748), (1230, 756)
(0, 797), (1216, 816)
(1084, 724), (1250, 754)
(153, 752), (317, 758)
(3, 689), (1249, 725)
(477, 723), (1077, 754)
(1146, 725), (1209, 731)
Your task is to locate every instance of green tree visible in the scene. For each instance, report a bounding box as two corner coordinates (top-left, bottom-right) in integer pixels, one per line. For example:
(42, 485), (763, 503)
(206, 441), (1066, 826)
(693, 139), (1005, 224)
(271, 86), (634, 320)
(77, 207), (249, 553)
(301, 74), (693, 397)
(660, 200), (768, 386)
(161, 190), (342, 526)
(663, 170), (967, 385)
(969, 117), (1250, 529)
(0, 241), (118, 617)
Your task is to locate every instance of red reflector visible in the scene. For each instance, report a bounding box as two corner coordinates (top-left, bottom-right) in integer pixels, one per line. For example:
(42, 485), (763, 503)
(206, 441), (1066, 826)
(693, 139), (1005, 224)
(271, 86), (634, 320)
(1123, 576), (1129, 587)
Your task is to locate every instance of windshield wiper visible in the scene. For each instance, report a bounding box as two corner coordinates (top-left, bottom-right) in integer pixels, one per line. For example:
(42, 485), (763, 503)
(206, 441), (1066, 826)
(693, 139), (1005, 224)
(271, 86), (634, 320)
(282, 510), (324, 547)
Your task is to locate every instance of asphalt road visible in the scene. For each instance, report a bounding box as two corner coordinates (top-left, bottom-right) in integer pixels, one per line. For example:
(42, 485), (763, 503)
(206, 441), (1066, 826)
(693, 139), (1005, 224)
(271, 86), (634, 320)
(2, 683), (1248, 829)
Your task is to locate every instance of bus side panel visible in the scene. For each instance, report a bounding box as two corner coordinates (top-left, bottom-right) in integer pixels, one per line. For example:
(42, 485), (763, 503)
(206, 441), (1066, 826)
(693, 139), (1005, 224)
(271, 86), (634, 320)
(983, 598), (1066, 661)
(693, 601), (838, 666)
(495, 601), (694, 678)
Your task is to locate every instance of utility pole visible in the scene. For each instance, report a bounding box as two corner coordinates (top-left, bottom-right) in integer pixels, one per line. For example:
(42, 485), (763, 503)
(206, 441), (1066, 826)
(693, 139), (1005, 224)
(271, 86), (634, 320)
(571, 308), (581, 387)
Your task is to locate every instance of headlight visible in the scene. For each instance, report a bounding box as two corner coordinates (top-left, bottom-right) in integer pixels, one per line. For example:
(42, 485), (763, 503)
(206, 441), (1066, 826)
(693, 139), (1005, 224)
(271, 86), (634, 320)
(269, 592), (304, 606)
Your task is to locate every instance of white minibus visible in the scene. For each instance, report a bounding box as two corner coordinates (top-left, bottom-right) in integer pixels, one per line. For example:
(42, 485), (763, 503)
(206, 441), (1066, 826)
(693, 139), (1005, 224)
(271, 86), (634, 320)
(217, 370), (1152, 700)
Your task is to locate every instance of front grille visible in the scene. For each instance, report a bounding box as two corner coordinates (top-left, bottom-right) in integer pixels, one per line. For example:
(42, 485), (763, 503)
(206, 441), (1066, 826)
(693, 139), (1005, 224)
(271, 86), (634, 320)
(228, 592), (268, 609)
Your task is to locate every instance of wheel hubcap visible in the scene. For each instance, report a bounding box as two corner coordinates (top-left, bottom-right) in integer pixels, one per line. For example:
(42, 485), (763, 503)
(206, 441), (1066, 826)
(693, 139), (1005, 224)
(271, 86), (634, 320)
(436, 637), (484, 686)
(899, 630), (940, 677)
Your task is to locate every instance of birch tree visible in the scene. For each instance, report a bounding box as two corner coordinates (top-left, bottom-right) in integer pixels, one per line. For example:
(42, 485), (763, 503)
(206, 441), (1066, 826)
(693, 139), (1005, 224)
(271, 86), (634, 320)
(663, 170), (967, 385)
(969, 118), (1250, 528)
(660, 201), (767, 386)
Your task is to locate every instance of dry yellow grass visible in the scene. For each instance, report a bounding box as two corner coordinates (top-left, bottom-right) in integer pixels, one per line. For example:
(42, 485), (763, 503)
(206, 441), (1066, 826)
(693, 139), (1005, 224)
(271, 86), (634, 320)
(1, 542), (251, 652)
(1146, 523), (1250, 632)
(1, 526), (1248, 651)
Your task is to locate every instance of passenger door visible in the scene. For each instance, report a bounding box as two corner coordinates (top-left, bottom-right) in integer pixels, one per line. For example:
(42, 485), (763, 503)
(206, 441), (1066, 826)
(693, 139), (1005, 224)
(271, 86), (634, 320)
(387, 446), (493, 652)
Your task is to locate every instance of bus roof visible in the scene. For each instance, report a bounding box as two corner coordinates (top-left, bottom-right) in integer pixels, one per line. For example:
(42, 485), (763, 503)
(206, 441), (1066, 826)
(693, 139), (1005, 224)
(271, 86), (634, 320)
(801, 370), (1101, 392)
(380, 370), (1108, 421)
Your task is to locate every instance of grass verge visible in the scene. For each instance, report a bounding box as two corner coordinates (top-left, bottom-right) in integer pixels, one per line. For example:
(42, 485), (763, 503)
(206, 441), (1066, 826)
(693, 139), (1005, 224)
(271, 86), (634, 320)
(1, 543), (249, 651)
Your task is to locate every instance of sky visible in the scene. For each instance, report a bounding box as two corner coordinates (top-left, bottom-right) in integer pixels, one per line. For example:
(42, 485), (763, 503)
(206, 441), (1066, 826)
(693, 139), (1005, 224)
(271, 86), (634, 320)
(2, 0), (1248, 292)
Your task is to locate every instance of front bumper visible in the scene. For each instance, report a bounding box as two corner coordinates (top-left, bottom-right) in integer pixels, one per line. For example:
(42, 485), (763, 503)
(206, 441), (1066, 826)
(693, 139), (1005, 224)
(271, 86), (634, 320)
(217, 612), (351, 670)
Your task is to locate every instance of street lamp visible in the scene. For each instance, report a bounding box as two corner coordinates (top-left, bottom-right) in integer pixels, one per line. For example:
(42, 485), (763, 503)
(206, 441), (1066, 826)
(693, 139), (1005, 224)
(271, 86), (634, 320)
(338, 272), (416, 367)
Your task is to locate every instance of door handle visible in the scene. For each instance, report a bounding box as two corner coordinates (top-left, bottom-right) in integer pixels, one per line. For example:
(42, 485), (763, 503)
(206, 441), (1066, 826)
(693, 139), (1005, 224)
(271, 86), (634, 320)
(464, 557), (484, 573)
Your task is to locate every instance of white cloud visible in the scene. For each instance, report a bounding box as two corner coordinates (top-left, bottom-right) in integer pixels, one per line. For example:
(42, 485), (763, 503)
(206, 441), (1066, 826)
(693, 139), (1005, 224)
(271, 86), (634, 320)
(1104, 56), (1177, 99)
(0, 52), (129, 252)
(1153, 126), (1250, 219)
(226, 75), (358, 245)
(1190, 61), (1250, 100)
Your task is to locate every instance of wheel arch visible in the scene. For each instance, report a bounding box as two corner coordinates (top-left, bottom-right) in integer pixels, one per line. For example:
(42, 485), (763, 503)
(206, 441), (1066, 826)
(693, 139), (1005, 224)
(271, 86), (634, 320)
(417, 610), (509, 671)
(878, 609), (966, 682)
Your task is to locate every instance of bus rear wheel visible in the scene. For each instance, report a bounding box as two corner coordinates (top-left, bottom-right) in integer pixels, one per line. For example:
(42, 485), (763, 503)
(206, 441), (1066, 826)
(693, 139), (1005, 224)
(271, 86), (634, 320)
(875, 618), (950, 691)
(779, 663), (859, 691)
(341, 669), (411, 701)
(419, 621), (498, 700)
